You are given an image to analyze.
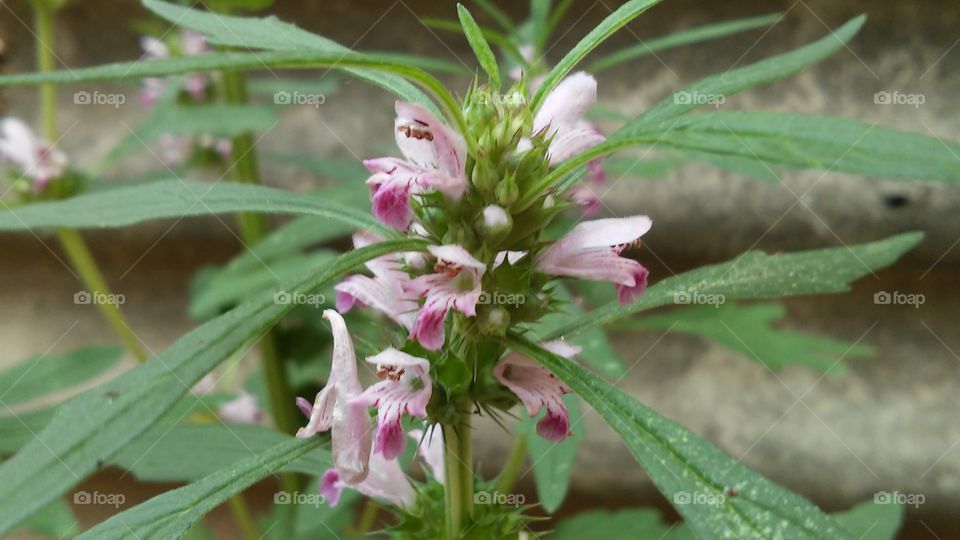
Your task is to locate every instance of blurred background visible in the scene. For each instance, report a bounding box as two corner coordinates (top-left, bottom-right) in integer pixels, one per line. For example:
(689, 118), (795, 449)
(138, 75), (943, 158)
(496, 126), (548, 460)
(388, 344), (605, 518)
(1, 0), (958, 538)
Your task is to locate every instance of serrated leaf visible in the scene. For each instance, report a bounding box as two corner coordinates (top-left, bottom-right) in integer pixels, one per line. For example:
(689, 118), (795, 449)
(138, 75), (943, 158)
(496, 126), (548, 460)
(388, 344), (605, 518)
(631, 303), (874, 373)
(507, 336), (853, 539)
(530, 0), (663, 111)
(0, 239), (425, 535)
(546, 232), (923, 339)
(458, 4), (501, 88)
(77, 437), (322, 540)
(0, 345), (122, 407)
(590, 13), (783, 72)
(632, 111), (960, 184)
(0, 179), (385, 235)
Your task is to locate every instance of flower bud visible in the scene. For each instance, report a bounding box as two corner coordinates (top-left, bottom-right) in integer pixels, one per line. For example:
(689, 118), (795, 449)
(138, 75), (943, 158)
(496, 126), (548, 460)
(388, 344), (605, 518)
(471, 156), (500, 195)
(478, 204), (513, 238)
(495, 172), (520, 207)
(478, 306), (511, 336)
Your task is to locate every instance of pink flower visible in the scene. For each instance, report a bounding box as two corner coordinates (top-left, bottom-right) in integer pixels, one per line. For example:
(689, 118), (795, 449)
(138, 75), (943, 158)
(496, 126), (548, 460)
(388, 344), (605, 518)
(140, 30), (209, 107)
(335, 232), (419, 330)
(319, 451), (416, 509)
(364, 102), (467, 229)
(494, 340), (581, 442)
(317, 426), (445, 508)
(537, 216), (652, 304)
(0, 118), (67, 193)
(534, 72), (606, 166)
(296, 310), (372, 483)
(351, 348), (432, 460)
(217, 392), (262, 424)
(403, 245), (486, 350)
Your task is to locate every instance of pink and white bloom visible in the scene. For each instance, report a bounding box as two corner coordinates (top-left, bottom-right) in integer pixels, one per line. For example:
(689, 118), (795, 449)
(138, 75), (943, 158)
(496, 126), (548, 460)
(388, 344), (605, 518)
(140, 30), (209, 107)
(296, 310), (372, 483)
(218, 392), (262, 424)
(494, 340), (581, 442)
(403, 245), (486, 350)
(0, 118), (67, 193)
(534, 72), (606, 166)
(317, 425), (445, 508)
(352, 348), (432, 460)
(335, 232), (419, 330)
(537, 216), (652, 304)
(364, 102), (467, 229)
(319, 450), (416, 509)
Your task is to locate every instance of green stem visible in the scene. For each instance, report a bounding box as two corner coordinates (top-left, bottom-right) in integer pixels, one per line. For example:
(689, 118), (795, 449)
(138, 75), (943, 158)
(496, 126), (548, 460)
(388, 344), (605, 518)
(33, 2), (149, 363)
(226, 493), (261, 540)
(493, 435), (527, 494)
(57, 229), (150, 362)
(443, 399), (474, 539)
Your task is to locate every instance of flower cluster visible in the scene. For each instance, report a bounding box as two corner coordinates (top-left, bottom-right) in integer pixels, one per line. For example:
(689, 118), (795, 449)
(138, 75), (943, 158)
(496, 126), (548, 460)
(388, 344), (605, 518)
(297, 72), (652, 507)
(0, 118), (68, 196)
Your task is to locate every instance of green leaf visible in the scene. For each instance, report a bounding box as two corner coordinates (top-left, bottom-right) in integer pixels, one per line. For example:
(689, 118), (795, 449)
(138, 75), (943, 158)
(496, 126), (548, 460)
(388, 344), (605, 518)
(624, 15), (865, 129)
(546, 232), (923, 339)
(113, 423), (331, 482)
(458, 4), (501, 89)
(189, 250), (338, 319)
(262, 491), (361, 540)
(530, 0), (663, 111)
(0, 408), (55, 454)
(0, 345), (122, 407)
(0, 179), (386, 235)
(0, 239), (425, 535)
(553, 508), (691, 539)
(20, 498), (79, 539)
(507, 336), (853, 539)
(534, 285), (625, 377)
(529, 0), (552, 50)
(590, 13), (783, 72)
(77, 437), (322, 540)
(632, 111), (960, 184)
(834, 500), (904, 540)
(142, 0), (440, 114)
(103, 104), (277, 167)
(631, 303), (874, 373)
(519, 394), (584, 513)
(473, 0), (516, 32)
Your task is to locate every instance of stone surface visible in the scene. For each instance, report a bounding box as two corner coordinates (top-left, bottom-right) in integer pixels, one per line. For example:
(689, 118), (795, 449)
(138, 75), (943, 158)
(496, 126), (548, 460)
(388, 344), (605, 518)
(2, 0), (959, 537)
